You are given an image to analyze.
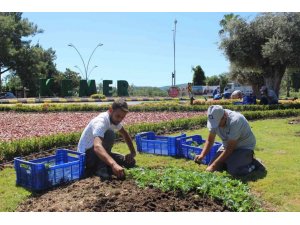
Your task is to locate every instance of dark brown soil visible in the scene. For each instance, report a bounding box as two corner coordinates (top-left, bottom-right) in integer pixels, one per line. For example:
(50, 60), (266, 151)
(17, 176), (229, 212)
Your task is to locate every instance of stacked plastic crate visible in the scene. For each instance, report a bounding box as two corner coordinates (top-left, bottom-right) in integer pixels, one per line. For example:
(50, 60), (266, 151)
(135, 132), (222, 165)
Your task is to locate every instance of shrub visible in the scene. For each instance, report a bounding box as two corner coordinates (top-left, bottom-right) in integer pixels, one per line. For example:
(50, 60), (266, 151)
(90, 94), (106, 99)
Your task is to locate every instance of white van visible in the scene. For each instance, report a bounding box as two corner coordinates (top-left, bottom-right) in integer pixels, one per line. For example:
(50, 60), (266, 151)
(225, 82), (253, 95)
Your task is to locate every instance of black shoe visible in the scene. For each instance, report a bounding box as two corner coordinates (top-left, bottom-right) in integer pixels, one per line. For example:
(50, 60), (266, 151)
(95, 166), (112, 180)
(252, 158), (266, 172)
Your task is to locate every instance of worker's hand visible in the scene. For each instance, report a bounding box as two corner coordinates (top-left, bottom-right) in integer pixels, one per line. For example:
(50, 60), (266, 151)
(194, 154), (204, 164)
(125, 153), (136, 164)
(111, 163), (125, 179)
(206, 164), (217, 172)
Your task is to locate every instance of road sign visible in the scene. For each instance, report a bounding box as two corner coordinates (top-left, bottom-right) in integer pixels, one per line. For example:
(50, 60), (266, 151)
(168, 86), (180, 97)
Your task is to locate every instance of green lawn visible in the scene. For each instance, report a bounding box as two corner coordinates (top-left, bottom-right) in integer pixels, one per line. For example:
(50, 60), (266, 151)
(0, 168), (31, 211)
(1, 117), (299, 211)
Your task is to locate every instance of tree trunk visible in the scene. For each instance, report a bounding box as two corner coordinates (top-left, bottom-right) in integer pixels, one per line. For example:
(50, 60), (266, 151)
(0, 67), (2, 92)
(263, 64), (286, 97)
(287, 76), (291, 97)
(251, 84), (261, 98)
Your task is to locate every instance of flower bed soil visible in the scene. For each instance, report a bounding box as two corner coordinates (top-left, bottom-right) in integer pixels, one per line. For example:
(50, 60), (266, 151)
(17, 176), (229, 212)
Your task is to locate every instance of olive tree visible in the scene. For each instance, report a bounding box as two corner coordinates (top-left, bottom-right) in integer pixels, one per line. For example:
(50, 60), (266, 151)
(219, 12), (300, 96)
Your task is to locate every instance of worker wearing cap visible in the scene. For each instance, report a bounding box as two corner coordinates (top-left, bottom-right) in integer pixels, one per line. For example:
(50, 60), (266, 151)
(195, 105), (263, 176)
(260, 86), (278, 105)
(231, 90), (243, 99)
(77, 98), (136, 180)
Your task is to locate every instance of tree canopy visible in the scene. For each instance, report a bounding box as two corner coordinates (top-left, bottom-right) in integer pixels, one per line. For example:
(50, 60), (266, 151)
(219, 12), (300, 96)
(192, 65), (206, 86)
(0, 12), (42, 91)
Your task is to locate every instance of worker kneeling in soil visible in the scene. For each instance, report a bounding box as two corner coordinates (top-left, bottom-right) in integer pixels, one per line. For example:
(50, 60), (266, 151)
(194, 105), (265, 176)
(77, 98), (136, 180)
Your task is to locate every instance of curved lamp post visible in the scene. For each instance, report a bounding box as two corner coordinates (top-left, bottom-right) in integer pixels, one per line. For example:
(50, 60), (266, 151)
(74, 65), (84, 77)
(88, 65), (98, 80)
(68, 43), (103, 80)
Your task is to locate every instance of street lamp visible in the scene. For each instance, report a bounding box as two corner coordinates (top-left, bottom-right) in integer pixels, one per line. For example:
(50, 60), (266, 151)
(68, 43), (103, 80)
(172, 19), (177, 86)
(88, 65), (98, 80)
(74, 65), (84, 77)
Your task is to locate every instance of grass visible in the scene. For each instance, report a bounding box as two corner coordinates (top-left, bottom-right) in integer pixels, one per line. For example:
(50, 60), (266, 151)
(121, 117), (300, 211)
(0, 168), (31, 211)
(280, 91), (300, 99)
(1, 117), (299, 211)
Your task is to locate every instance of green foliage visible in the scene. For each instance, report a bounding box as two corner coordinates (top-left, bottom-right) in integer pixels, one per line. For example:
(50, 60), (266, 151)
(0, 132), (81, 162)
(127, 167), (261, 211)
(90, 93), (106, 99)
(1, 101), (300, 113)
(0, 168), (31, 211)
(0, 12), (41, 91)
(128, 85), (168, 97)
(205, 73), (229, 92)
(14, 45), (58, 96)
(3, 74), (22, 93)
(205, 75), (220, 86)
(218, 72), (230, 92)
(247, 117), (300, 211)
(192, 65), (206, 86)
(52, 68), (81, 96)
(219, 13), (300, 96)
(229, 66), (265, 97)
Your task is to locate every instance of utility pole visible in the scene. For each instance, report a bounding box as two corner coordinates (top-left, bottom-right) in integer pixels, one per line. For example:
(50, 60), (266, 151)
(172, 19), (177, 86)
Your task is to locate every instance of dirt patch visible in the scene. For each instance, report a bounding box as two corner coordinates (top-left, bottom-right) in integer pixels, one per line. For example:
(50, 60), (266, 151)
(288, 117), (300, 125)
(17, 177), (229, 212)
(276, 150), (287, 154)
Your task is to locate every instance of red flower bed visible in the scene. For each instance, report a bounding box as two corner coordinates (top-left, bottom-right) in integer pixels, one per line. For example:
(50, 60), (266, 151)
(0, 111), (205, 141)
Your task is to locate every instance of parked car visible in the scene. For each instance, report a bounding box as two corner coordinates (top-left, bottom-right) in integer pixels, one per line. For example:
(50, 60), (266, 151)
(0, 92), (16, 99)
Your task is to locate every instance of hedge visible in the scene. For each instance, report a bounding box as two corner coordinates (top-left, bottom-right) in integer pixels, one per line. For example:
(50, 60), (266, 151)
(1, 109), (299, 163)
(1, 102), (300, 113)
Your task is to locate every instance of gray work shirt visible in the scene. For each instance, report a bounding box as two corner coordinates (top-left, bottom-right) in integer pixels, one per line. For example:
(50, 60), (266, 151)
(209, 109), (256, 150)
(268, 89), (278, 102)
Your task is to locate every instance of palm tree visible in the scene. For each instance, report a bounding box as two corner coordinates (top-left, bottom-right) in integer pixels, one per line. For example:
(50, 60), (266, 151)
(219, 13), (240, 36)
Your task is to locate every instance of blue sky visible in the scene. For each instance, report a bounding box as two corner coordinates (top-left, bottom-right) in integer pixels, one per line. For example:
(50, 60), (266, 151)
(21, 12), (258, 87)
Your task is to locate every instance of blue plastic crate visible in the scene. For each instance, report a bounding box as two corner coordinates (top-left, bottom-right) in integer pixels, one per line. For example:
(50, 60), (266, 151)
(179, 135), (205, 160)
(135, 131), (186, 156)
(180, 135), (222, 164)
(14, 149), (85, 191)
(206, 142), (222, 164)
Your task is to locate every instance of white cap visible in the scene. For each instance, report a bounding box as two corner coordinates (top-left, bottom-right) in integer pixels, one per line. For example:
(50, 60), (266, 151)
(207, 105), (225, 129)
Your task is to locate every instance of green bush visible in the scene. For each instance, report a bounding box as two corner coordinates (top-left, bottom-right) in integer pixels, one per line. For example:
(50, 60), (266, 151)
(1, 109), (300, 163)
(90, 94), (106, 99)
(1, 102), (300, 113)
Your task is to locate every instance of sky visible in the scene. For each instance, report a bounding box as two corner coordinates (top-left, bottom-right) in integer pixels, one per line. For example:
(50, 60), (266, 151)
(3, 0), (299, 88)
(20, 12), (259, 87)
